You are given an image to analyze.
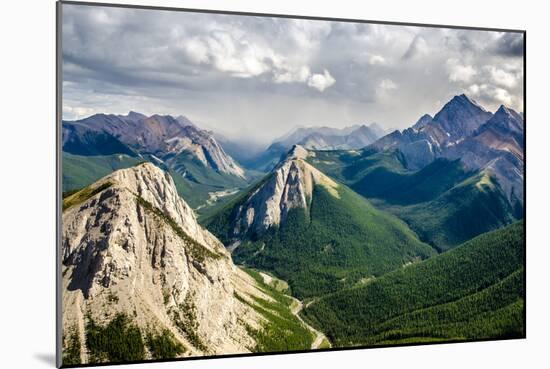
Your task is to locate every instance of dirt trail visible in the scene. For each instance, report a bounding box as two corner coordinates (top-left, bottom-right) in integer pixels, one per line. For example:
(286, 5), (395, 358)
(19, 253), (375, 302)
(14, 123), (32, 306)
(257, 271), (330, 349)
(289, 296), (330, 349)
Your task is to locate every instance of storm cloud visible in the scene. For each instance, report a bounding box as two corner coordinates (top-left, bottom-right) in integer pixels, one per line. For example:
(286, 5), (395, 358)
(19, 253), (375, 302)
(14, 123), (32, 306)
(61, 3), (524, 144)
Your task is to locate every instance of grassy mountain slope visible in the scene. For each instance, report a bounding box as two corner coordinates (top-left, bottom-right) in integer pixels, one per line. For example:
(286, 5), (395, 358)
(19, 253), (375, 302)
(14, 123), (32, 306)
(307, 149), (517, 251)
(307, 149), (407, 184)
(205, 183), (436, 299)
(62, 152), (253, 210)
(62, 152), (142, 193)
(380, 172), (517, 250)
(301, 221), (525, 346)
(62, 125), (138, 157)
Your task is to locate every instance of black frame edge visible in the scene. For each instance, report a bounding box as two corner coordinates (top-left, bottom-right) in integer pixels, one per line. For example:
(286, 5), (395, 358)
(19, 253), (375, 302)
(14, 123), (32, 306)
(58, 0), (526, 33)
(56, 1), (64, 368)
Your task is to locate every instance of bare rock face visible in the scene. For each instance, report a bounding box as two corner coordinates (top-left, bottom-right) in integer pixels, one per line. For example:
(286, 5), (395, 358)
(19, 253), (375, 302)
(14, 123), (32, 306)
(61, 163), (263, 363)
(232, 145), (339, 236)
(442, 105), (524, 204)
(166, 125), (245, 178)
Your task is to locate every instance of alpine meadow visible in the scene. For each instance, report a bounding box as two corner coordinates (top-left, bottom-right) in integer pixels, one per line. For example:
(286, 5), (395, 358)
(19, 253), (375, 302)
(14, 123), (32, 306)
(59, 3), (525, 366)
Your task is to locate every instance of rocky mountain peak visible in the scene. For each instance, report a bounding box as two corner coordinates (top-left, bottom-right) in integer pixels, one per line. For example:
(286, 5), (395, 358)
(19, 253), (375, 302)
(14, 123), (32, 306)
(412, 114), (433, 130)
(493, 105), (524, 128)
(125, 111), (147, 121)
(230, 147), (339, 237)
(61, 163), (266, 359)
(285, 144), (309, 161)
(430, 94), (492, 141)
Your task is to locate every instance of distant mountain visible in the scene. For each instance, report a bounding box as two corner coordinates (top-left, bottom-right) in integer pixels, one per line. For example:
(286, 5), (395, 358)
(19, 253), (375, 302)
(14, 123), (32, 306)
(369, 94), (524, 206)
(204, 145), (436, 298)
(367, 122), (386, 138)
(62, 123), (138, 157)
(302, 221), (525, 346)
(477, 105), (524, 148)
(275, 123), (384, 151)
(62, 112), (250, 211)
(213, 134), (268, 172)
(371, 95), (493, 169)
(249, 124), (385, 172)
(61, 163), (313, 365)
(63, 112), (245, 178)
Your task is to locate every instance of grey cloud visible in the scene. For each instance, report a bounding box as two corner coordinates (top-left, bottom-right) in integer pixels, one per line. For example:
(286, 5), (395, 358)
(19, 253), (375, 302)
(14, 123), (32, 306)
(493, 33), (524, 57)
(401, 35), (428, 60)
(61, 3), (524, 145)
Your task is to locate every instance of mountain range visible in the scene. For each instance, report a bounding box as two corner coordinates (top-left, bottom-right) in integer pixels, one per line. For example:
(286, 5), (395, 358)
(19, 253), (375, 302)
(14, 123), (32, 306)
(369, 94), (524, 207)
(63, 111), (245, 178)
(62, 112), (251, 211)
(61, 92), (525, 365)
(244, 123), (386, 171)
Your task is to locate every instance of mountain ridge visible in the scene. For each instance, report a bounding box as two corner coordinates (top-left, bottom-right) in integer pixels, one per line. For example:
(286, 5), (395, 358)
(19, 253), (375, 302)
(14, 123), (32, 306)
(61, 162), (314, 364)
(63, 112), (245, 179)
(368, 94), (524, 205)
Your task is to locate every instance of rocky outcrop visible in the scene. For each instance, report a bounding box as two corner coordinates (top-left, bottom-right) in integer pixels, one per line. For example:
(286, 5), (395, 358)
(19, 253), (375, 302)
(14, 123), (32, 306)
(61, 163), (265, 363)
(231, 145), (339, 236)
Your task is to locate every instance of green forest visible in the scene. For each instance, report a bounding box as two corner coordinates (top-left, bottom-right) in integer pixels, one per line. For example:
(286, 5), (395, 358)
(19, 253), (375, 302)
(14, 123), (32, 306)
(209, 184), (436, 299)
(301, 221), (524, 346)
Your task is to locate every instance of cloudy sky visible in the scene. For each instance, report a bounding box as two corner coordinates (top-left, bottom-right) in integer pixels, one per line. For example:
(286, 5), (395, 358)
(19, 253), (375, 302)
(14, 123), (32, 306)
(62, 4), (524, 144)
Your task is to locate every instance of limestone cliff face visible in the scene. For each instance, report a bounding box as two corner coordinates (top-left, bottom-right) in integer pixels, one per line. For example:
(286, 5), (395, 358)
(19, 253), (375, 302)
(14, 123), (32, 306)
(231, 145), (339, 236)
(61, 163), (264, 363)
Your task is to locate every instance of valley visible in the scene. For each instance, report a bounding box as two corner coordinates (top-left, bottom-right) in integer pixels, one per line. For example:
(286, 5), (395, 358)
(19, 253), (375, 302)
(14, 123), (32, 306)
(61, 93), (525, 365)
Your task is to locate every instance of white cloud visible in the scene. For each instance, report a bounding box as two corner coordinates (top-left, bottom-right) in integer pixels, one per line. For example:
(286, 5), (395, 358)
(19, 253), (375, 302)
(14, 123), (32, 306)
(368, 55), (386, 65)
(447, 58), (477, 83)
(468, 84), (481, 95)
(183, 38), (209, 64)
(63, 105), (95, 119)
(62, 5), (525, 136)
(182, 29), (337, 92)
(491, 87), (513, 106)
(466, 83), (516, 109)
(379, 79), (397, 90)
(289, 19), (332, 50)
(487, 66), (518, 89)
(307, 69), (336, 92)
(182, 32), (274, 78)
(273, 65), (311, 84)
